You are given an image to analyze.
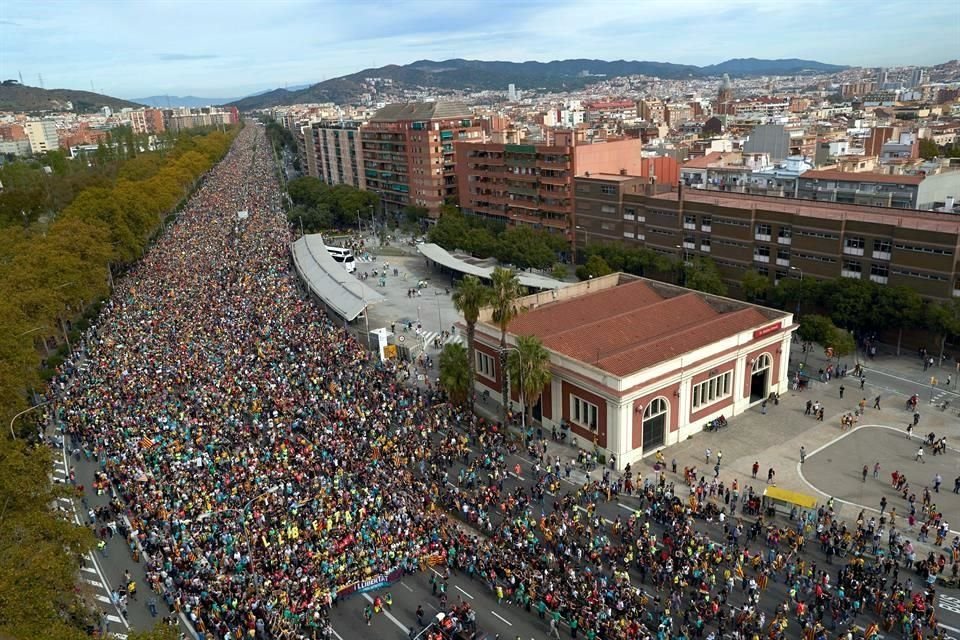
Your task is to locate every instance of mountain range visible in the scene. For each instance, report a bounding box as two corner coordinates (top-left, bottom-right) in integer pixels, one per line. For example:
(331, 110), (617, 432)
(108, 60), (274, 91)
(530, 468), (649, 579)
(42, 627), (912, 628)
(228, 57), (848, 110)
(131, 95), (239, 108)
(0, 81), (143, 113)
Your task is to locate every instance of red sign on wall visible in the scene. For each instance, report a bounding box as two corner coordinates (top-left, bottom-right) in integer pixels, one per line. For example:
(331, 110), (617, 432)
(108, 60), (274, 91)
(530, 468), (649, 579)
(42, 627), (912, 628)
(753, 322), (782, 339)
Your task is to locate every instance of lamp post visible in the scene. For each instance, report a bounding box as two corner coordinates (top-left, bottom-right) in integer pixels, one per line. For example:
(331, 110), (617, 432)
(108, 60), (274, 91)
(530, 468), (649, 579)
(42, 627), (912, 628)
(575, 225), (589, 265)
(10, 400), (51, 440)
(790, 266), (803, 319)
(500, 345), (525, 433)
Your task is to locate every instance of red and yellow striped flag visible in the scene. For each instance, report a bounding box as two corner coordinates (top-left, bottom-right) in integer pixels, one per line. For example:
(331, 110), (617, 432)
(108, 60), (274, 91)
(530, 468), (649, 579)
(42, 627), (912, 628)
(139, 436), (155, 451)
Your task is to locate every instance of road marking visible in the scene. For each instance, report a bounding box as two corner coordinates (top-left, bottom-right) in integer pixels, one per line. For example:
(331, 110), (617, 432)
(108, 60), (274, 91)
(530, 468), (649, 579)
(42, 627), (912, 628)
(57, 497), (73, 504)
(105, 615), (124, 624)
(490, 610), (513, 626)
(618, 503), (638, 513)
(507, 472), (525, 481)
(940, 624), (960, 633)
(455, 585), (474, 599)
(83, 577), (102, 587)
(95, 594), (112, 603)
(81, 565), (97, 574)
(399, 581), (414, 592)
(329, 626), (345, 640)
(361, 593), (408, 632)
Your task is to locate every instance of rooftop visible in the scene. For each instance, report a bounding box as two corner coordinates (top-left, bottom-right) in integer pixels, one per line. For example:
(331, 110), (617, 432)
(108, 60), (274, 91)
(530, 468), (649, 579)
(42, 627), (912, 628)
(799, 169), (925, 185)
(506, 278), (774, 378)
(370, 101), (472, 123)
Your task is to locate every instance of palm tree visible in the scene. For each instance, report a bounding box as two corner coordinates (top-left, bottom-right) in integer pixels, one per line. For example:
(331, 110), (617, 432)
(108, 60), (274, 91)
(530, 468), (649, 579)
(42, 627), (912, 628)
(438, 343), (471, 406)
(451, 275), (491, 412)
(490, 267), (526, 425)
(506, 335), (553, 428)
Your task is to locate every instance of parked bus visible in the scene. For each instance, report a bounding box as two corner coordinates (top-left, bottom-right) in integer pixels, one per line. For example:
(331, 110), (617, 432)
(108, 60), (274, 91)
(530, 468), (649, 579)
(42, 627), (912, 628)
(324, 243), (357, 273)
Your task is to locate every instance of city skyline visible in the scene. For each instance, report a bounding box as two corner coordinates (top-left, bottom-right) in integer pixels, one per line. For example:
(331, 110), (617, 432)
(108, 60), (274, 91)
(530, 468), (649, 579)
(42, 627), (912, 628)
(1, 0), (958, 99)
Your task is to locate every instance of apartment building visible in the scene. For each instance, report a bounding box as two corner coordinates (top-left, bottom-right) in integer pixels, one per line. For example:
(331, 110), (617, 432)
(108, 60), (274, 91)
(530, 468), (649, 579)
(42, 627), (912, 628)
(130, 108), (166, 135)
(300, 121), (366, 189)
(574, 176), (960, 300)
(796, 170), (960, 210)
(360, 102), (484, 217)
(23, 119), (59, 153)
(455, 131), (647, 237)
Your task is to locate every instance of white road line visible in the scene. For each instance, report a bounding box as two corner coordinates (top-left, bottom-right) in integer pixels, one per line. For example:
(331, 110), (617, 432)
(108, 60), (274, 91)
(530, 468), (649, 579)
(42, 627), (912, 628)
(939, 624), (960, 633)
(82, 577), (102, 587)
(455, 585), (474, 599)
(490, 610), (513, 626)
(81, 565), (98, 574)
(399, 581), (414, 592)
(507, 472), (525, 481)
(618, 503), (638, 513)
(95, 594), (112, 603)
(426, 602), (439, 612)
(105, 614), (123, 624)
(329, 626), (345, 640)
(57, 496), (73, 503)
(361, 593), (408, 632)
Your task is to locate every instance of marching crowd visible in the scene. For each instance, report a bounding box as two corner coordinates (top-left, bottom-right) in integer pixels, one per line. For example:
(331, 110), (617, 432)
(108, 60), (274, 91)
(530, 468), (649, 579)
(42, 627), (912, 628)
(54, 125), (956, 640)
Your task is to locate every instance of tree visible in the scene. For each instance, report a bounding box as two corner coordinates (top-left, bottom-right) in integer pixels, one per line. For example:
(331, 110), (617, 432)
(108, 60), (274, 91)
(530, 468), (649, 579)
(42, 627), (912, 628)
(870, 286), (924, 355)
(796, 314), (836, 346)
(819, 278), (874, 332)
(506, 335), (553, 427)
(927, 298), (960, 362)
(918, 138), (940, 160)
(489, 267), (526, 425)
(451, 275), (491, 412)
(127, 624), (182, 640)
(683, 257), (727, 296)
(0, 442), (94, 640)
(576, 254), (613, 281)
(550, 263), (568, 281)
(741, 270), (771, 302)
(439, 342), (471, 406)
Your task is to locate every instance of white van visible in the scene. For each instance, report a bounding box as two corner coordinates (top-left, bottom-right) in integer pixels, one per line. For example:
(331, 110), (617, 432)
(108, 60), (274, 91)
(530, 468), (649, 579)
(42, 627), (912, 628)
(325, 244), (357, 273)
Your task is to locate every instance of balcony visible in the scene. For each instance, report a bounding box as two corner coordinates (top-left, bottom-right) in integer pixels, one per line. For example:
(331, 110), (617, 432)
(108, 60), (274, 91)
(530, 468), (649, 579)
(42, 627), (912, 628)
(777, 237), (792, 245)
(843, 246), (865, 257)
(870, 275), (889, 285)
(776, 258), (790, 267)
(841, 269), (862, 279)
(701, 224), (712, 233)
(623, 231), (635, 239)
(624, 214), (635, 221)
(700, 244), (711, 253)
(539, 175), (568, 186)
(872, 250), (891, 261)
(753, 254), (770, 263)
(539, 201), (570, 214)
(683, 222), (697, 231)
(683, 241), (696, 249)
(755, 233), (772, 242)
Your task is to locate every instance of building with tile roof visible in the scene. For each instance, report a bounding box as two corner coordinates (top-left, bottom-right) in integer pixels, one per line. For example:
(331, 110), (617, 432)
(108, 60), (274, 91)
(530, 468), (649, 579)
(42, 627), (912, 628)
(471, 273), (794, 468)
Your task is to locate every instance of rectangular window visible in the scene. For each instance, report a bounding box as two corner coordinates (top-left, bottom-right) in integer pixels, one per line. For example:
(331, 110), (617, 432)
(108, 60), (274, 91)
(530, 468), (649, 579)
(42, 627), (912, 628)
(476, 352), (495, 379)
(692, 372), (733, 409)
(600, 185), (616, 195)
(570, 395), (599, 431)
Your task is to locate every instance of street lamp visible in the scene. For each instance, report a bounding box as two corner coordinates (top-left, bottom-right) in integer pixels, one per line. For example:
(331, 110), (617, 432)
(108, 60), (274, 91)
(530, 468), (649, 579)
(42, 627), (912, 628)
(790, 266), (803, 319)
(9, 400), (51, 440)
(500, 345), (525, 433)
(574, 225), (589, 265)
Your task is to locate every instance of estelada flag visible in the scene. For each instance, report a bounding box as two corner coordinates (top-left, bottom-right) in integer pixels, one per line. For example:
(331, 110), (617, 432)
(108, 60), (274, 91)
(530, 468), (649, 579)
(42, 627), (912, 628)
(735, 562), (744, 579)
(864, 623), (879, 638)
(139, 436), (156, 451)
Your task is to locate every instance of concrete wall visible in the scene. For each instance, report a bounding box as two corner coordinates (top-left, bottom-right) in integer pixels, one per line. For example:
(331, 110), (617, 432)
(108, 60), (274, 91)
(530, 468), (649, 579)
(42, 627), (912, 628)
(574, 138), (646, 178)
(917, 172), (960, 209)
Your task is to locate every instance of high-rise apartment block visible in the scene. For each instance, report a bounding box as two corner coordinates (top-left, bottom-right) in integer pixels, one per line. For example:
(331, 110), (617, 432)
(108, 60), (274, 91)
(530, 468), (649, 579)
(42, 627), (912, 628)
(23, 120), (59, 153)
(360, 102), (483, 217)
(300, 121), (366, 189)
(455, 130), (647, 238)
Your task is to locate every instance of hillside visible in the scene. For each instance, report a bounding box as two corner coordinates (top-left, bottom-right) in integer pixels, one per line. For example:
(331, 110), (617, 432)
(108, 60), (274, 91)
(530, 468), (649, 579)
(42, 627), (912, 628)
(131, 95), (238, 108)
(0, 81), (142, 113)
(229, 57), (847, 110)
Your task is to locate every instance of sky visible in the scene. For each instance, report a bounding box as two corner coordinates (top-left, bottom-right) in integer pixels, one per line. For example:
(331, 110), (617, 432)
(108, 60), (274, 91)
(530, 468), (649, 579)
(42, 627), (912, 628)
(1, 0), (958, 99)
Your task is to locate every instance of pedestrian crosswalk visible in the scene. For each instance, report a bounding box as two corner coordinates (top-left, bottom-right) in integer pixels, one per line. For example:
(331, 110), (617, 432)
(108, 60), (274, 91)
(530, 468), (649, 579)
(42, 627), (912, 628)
(418, 330), (465, 350)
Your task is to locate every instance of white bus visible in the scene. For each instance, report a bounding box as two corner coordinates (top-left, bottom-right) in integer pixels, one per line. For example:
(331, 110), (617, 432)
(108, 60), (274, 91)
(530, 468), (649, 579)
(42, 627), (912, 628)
(325, 244), (357, 273)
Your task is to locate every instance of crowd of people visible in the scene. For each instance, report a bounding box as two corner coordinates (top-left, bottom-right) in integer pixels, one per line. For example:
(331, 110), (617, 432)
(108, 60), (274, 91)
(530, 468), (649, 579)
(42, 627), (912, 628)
(53, 124), (956, 640)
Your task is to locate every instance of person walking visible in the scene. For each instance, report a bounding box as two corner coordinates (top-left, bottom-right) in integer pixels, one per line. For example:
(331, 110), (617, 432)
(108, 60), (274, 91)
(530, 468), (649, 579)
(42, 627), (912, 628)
(752, 461), (759, 479)
(767, 467), (776, 484)
(880, 496), (887, 513)
(934, 473), (942, 493)
(839, 385), (845, 399)
(906, 424), (913, 439)
(873, 395), (881, 410)
(915, 446), (925, 463)
(873, 461), (880, 479)
(705, 448), (712, 464)
(799, 446), (806, 464)
(716, 449), (723, 466)
(862, 465), (868, 482)
(913, 411), (920, 426)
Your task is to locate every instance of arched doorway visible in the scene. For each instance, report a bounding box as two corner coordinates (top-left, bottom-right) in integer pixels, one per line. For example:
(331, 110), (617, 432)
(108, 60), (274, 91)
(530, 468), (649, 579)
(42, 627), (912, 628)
(642, 397), (668, 452)
(750, 353), (772, 403)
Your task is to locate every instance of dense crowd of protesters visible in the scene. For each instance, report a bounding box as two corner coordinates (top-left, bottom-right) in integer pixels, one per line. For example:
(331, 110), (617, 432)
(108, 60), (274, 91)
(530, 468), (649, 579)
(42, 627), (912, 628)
(55, 125), (956, 640)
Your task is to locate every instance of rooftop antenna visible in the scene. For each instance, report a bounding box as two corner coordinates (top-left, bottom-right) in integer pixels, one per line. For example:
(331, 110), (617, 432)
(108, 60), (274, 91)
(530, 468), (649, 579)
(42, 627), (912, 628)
(38, 73), (44, 89)
(18, 71), (23, 84)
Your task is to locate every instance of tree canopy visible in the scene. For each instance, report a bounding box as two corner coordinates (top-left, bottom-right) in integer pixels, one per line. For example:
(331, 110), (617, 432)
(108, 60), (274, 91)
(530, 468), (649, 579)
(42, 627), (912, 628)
(286, 176), (378, 233)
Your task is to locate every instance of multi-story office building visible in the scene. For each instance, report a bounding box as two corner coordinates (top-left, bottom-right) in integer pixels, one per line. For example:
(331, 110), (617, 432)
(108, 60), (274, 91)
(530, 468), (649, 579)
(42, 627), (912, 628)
(300, 121), (366, 189)
(796, 170), (960, 210)
(360, 102), (484, 217)
(455, 131), (646, 238)
(574, 175), (960, 300)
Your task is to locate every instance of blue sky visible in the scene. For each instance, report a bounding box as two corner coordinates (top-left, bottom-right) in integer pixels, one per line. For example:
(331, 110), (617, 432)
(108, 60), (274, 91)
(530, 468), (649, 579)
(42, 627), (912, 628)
(1, 0), (957, 99)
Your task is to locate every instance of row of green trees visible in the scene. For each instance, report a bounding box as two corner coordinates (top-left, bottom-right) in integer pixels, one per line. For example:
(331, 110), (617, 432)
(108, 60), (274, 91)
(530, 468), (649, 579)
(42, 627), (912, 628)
(442, 270), (553, 427)
(428, 207), (570, 272)
(577, 243), (729, 295)
(286, 175), (379, 233)
(0, 127), (236, 639)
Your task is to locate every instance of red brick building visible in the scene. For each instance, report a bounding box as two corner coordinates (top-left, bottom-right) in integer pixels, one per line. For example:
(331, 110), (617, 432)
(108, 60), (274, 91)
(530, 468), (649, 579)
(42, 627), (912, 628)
(472, 274), (794, 469)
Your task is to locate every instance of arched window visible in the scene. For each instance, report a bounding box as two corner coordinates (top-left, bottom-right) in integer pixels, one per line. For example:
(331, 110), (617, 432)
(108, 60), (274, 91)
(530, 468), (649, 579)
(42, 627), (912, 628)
(752, 352), (772, 373)
(643, 397), (668, 419)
